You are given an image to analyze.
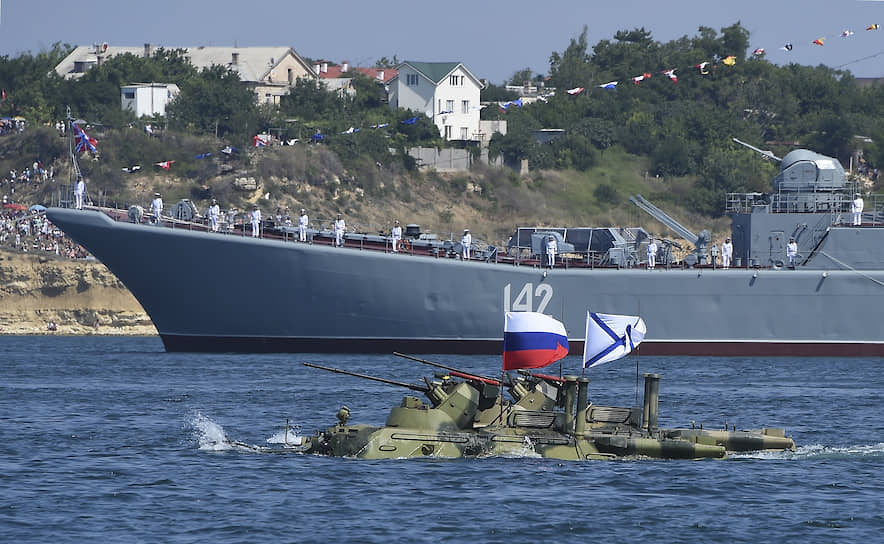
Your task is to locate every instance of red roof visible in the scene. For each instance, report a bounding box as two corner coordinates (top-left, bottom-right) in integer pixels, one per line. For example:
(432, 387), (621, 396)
(316, 62), (397, 83)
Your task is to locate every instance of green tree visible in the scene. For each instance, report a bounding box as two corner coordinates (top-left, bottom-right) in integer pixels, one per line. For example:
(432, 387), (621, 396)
(166, 65), (259, 144)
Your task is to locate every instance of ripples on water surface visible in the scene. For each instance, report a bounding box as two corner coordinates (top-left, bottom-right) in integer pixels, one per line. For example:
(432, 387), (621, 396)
(1, 336), (881, 542)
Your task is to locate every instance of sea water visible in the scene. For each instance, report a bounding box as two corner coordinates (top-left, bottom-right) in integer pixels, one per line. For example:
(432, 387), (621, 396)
(0, 336), (881, 543)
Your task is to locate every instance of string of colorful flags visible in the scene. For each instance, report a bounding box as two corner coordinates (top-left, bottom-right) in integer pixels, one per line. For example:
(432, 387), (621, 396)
(498, 20), (883, 107)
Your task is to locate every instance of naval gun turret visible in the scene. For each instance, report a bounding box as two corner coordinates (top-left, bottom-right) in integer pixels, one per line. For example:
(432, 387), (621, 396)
(728, 138), (874, 269)
(629, 194), (711, 266)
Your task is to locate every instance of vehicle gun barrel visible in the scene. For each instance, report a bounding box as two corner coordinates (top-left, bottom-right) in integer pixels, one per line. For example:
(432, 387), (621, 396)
(303, 362), (430, 393)
(393, 352), (500, 385)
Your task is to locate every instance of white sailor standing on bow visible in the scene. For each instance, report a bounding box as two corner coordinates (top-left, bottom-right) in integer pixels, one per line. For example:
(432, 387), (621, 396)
(851, 193), (864, 226)
(461, 228), (472, 260)
(647, 238), (658, 269)
(250, 204), (261, 238)
(74, 176), (85, 210)
(721, 237), (733, 269)
(334, 213), (346, 247)
(208, 199), (220, 232)
(546, 235), (557, 268)
(787, 237), (798, 268)
(391, 220), (402, 252)
(150, 192), (163, 223)
(298, 208), (309, 242)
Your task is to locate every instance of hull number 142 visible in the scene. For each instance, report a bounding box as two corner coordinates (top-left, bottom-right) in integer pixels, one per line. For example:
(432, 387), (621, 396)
(504, 283), (553, 313)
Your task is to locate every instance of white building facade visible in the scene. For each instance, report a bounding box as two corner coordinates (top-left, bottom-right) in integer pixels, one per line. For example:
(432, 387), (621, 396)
(388, 61), (483, 142)
(121, 83), (180, 117)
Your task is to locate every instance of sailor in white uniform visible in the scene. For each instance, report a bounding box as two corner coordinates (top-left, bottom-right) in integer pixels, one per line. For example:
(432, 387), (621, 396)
(250, 205), (261, 238)
(74, 176), (85, 210)
(787, 237), (798, 268)
(721, 237), (733, 269)
(851, 193), (864, 226)
(334, 213), (346, 247)
(298, 209), (308, 242)
(208, 199), (220, 232)
(391, 220), (402, 252)
(546, 235), (557, 267)
(647, 238), (658, 269)
(150, 193), (163, 223)
(461, 229), (472, 260)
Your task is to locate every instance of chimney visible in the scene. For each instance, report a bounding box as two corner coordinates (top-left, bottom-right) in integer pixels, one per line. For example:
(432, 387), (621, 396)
(313, 63), (320, 75)
(376, 69), (385, 81)
(342, 60), (349, 73)
(321, 61), (328, 73)
(231, 51), (239, 65)
(143, 43), (152, 58)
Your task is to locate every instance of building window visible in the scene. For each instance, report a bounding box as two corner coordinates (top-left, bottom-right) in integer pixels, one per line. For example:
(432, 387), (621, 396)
(460, 127), (469, 140)
(461, 100), (469, 114)
(449, 75), (464, 86)
(124, 91), (135, 99)
(288, 68), (293, 84)
(444, 125), (452, 139)
(407, 74), (419, 86)
(446, 100), (454, 112)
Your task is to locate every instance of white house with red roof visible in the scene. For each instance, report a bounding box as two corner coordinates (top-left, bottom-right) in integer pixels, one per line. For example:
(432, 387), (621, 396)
(314, 60), (398, 96)
(387, 61), (484, 142)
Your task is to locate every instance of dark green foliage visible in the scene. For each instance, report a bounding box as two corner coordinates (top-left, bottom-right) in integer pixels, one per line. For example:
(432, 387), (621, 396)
(594, 183), (620, 205)
(166, 65), (258, 145)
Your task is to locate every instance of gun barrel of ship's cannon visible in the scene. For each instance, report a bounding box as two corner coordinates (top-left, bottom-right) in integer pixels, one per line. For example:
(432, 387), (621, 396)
(303, 362), (430, 393)
(731, 138), (782, 163)
(393, 352), (500, 385)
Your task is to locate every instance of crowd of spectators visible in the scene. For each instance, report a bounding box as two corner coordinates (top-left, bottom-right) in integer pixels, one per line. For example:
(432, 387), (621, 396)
(1, 159), (55, 197)
(0, 118), (25, 136)
(0, 208), (88, 259)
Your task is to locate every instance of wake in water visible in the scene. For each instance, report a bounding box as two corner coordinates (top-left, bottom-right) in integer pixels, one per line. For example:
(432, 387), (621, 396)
(730, 442), (884, 460)
(190, 412), (307, 453)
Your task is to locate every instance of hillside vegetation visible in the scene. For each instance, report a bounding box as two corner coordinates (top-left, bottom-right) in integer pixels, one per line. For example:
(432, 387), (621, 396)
(2, 23), (884, 245)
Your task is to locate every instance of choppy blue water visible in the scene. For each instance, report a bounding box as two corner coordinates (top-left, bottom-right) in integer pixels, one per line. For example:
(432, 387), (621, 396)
(1, 336), (881, 543)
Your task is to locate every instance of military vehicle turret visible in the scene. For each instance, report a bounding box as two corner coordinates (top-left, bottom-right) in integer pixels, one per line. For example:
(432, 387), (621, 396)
(292, 357), (795, 460)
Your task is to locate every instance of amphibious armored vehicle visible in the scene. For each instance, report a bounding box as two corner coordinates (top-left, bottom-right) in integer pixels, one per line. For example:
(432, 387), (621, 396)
(291, 355), (795, 460)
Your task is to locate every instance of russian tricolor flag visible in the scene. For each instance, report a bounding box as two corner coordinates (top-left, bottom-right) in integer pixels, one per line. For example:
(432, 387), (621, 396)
(503, 312), (570, 371)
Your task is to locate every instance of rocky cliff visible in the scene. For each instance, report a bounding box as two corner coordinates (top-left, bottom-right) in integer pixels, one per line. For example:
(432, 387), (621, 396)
(0, 249), (155, 335)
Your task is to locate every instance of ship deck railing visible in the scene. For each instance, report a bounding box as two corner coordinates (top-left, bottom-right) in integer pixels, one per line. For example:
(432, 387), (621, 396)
(79, 206), (874, 271)
(726, 191), (884, 225)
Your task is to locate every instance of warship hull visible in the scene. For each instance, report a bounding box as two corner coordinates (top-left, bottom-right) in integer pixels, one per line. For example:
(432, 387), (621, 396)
(47, 207), (884, 356)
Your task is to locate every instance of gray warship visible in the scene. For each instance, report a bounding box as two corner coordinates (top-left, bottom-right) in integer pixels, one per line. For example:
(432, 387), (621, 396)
(47, 139), (884, 355)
